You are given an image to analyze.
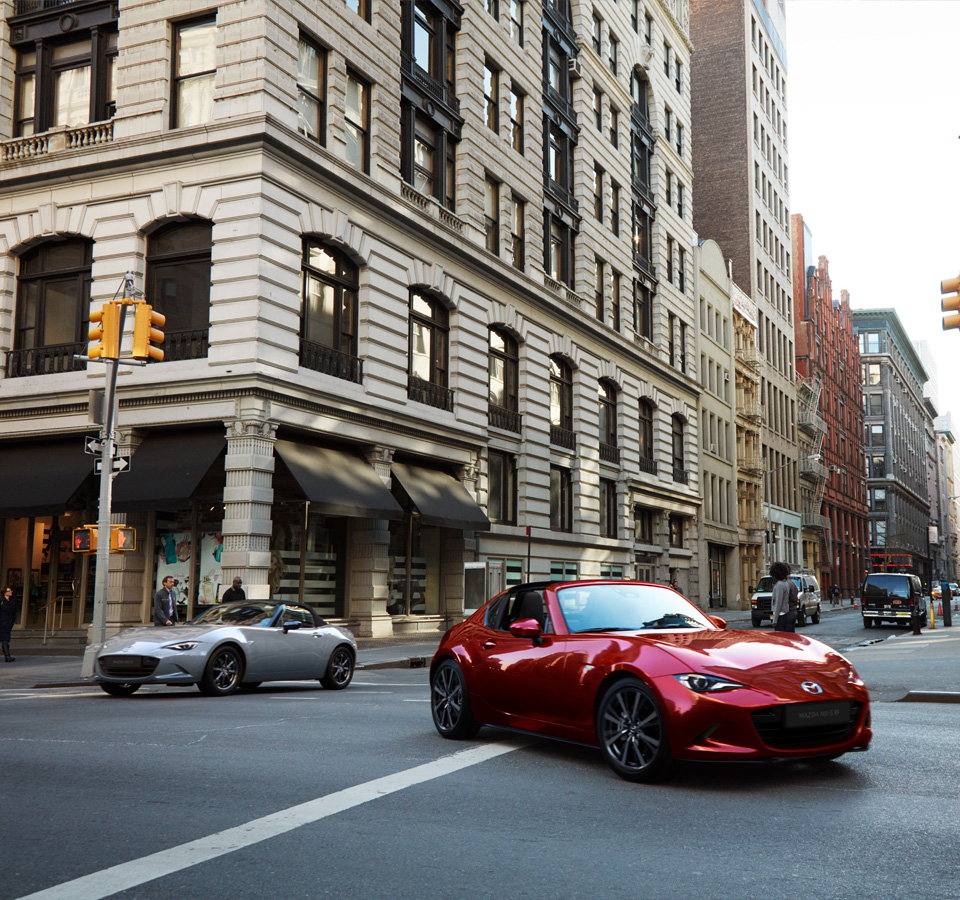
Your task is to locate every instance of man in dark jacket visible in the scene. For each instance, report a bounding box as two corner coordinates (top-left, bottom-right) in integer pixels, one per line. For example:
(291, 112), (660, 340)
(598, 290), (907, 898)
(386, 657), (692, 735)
(153, 576), (178, 626)
(221, 577), (246, 604)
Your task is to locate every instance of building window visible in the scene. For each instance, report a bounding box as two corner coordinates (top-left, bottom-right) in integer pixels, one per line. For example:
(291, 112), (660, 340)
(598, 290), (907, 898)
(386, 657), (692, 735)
(677, 182), (684, 218)
(592, 13), (602, 54)
(489, 327), (519, 429)
(484, 176), (500, 253)
(300, 239), (360, 381)
(663, 40), (671, 77)
(408, 290), (451, 409)
(632, 130), (652, 195)
(345, 0), (371, 21)
(297, 36), (326, 143)
(508, 84), (524, 152)
(862, 362), (881, 385)
(593, 87), (603, 130)
(676, 122), (684, 156)
(510, 196), (525, 270)
(632, 204), (652, 270)
(488, 451), (517, 524)
(485, 0), (499, 19)
(859, 331), (881, 354)
(669, 514), (683, 547)
(664, 107), (672, 142)
(484, 62), (499, 133)
(609, 107), (619, 148)
(611, 270), (621, 331)
(634, 280), (652, 340)
(509, 0), (524, 45)
(638, 400), (655, 472)
(545, 214), (574, 287)
(550, 465), (573, 532)
(599, 380), (617, 448)
(675, 59), (682, 93)
(344, 69), (370, 173)
(173, 17), (217, 128)
(635, 506), (654, 543)
(599, 478), (617, 538)
(594, 257), (605, 321)
(671, 415), (686, 483)
(666, 236), (674, 283)
(611, 183), (620, 236)
(147, 221), (213, 363)
(594, 165), (604, 221)
(549, 355), (574, 446)
(608, 34), (619, 76)
(678, 246), (686, 292)
(9, 239), (91, 378)
(645, 13), (653, 44)
(550, 559), (578, 580)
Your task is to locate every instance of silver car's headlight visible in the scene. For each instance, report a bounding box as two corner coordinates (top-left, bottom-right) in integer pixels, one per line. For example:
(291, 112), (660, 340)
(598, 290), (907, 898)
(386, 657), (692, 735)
(163, 641), (199, 651)
(674, 673), (746, 693)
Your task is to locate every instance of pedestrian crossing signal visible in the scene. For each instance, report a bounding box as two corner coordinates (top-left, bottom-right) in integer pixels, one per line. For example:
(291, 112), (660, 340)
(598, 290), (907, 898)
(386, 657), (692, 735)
(110, 526), (136, 551)
(72, 527), (97, 552)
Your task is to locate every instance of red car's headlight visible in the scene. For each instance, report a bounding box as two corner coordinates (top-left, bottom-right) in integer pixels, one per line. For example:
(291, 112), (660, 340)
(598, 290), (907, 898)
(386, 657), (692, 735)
(674, 673), (746, 693)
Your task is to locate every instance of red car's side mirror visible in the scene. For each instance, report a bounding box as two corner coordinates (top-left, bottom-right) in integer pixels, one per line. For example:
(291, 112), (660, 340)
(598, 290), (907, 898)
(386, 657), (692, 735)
(707, 615), (727, 630)
(509, 618), (543, 644)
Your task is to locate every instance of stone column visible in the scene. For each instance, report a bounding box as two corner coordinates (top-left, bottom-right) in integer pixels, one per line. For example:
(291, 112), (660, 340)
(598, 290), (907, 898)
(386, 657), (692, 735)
(221, 406), (276, 601)
(348, 446), (395, 638)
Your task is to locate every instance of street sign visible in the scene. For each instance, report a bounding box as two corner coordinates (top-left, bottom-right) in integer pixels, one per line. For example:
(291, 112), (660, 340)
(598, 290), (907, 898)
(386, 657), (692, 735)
(94, 455), (130, 474)
(85, 436), (117, 457)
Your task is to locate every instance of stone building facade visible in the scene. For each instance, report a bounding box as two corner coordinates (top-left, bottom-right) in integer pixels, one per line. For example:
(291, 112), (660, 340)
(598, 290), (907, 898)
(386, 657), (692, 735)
(0, 0), (704, 639)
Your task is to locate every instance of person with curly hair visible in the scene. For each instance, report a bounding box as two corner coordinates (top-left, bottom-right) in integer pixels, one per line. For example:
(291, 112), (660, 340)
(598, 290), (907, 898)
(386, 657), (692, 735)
(769, 561), (798, 632)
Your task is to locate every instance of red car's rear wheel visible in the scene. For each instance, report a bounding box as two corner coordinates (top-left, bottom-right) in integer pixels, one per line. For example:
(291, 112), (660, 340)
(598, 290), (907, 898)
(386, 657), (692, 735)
(596, 678), (675, 782)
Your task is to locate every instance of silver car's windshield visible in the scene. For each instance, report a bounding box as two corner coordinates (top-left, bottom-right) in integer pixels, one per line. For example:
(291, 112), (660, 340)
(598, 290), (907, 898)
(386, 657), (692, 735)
(557, 584), (713, 633)
(192, 603), (279, 626)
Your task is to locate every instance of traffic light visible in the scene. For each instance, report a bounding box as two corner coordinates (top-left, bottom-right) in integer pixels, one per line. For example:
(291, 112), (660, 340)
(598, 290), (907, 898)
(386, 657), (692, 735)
(88, 301), (122, 359)
(131, 301), (165, 361)
(942, 275), (960, 330)
(72, 526), (98, 553)
(110, 526), (136, 551)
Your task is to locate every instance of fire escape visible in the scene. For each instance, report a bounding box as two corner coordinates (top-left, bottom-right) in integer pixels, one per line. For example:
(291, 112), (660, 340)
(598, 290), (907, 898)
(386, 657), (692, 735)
(797, 375), (830, 572)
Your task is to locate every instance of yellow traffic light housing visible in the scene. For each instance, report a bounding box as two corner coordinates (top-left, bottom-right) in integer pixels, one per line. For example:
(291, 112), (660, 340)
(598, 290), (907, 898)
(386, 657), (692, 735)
(942, 275), (960, 330)
(88, 302), (122, 359)
(72, 526), (98, 553)
(131, 301), (165, 361)
(110, 526), (136, 551)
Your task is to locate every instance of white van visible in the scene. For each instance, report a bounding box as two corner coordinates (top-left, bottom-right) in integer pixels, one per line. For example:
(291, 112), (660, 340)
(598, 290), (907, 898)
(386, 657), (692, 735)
(750, 572), (822, 627)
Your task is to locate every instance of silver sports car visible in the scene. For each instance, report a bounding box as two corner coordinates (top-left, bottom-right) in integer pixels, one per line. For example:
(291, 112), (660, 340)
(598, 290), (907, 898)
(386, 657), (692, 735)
(93, 601), (356, 697)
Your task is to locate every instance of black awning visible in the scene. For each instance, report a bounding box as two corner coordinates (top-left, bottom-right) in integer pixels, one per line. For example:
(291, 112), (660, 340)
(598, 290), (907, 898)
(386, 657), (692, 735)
(391, 463), (490, 531)
(112, 429), (226, 512)
(0, 437), (93, 517)
(274, 440), (403, 520)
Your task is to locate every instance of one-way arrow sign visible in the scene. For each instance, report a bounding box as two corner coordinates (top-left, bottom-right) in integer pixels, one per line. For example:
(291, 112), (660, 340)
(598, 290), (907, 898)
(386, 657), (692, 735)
(94, 456), (130, 475)
(85, 436), (117, 457)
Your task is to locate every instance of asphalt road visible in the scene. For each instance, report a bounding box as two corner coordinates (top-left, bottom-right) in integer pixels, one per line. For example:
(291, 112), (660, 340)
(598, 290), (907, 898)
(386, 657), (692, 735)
(4, 638), (960, 900)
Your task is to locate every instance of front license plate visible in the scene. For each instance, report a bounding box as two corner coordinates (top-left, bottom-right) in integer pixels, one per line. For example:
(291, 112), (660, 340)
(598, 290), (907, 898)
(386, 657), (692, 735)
(107, 656), (138, 667)
(785, 701), (850, 729)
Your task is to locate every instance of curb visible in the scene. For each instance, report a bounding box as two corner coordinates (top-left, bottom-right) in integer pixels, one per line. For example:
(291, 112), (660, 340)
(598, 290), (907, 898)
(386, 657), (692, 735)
(898, 691), (960, 704)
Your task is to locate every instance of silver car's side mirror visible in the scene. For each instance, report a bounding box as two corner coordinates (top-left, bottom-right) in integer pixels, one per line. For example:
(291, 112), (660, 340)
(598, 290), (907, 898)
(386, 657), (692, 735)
(282, 621), (302, 633)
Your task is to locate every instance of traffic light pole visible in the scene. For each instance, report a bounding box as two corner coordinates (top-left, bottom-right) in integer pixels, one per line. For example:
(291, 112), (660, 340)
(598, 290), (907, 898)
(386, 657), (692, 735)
(80, 301), (129, 679)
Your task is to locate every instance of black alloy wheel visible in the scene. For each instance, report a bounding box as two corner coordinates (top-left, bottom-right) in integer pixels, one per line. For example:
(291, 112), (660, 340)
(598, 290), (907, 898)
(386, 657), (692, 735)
(430, 659), (480, 739)
(199, 646), (243, 696)
(596, 678), (675, 782)
(320, 646), (355, 690)
(100, 682), (140, 697)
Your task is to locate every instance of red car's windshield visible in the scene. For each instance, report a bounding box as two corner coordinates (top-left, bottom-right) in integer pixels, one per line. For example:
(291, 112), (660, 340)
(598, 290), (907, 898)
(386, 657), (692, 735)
(556, 583), (713, 633)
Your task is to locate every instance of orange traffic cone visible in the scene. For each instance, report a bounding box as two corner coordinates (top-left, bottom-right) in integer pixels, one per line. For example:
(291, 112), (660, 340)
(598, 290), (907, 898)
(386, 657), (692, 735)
(937, 601), (942, 616)
(955, 598), (958, 612)
(853, 598), (858, 609)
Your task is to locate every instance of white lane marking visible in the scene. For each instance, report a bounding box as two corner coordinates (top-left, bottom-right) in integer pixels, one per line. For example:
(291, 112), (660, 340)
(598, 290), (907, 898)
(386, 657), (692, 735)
(16, 738), (531, 900)
(403, 699), (431, 702)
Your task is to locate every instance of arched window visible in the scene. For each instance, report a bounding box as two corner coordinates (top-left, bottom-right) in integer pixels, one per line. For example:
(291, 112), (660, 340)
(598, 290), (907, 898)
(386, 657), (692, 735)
(408, 290), (452, 410)
(549, 355), (575, 449)
(488, 327), (520, 432)
(300, 239), (360, 382)
(638, 400), (656, 474)
(9, 238), (92, 377)
(146, 221), (212, 362)
(672, 415), (687, 484)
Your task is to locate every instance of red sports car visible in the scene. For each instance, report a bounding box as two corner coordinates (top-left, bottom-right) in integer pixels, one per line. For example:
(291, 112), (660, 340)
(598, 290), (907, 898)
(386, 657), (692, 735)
(430, 580), (871, 781)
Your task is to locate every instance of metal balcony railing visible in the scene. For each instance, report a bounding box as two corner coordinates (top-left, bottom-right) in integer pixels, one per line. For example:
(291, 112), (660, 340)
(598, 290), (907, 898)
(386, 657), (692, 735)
(408, 375), (453, 412)
(5, 342), (86, 378)
(163, 329), (209, 363)
(600, 442), (620, 465)
(799, 457), (828, 482)
(637, 456), (657, 476)
(672, 467), (689, 485)
(488, 404), (521, 433)
(300, 340), (362, 383)
(550, 425), (576, 450)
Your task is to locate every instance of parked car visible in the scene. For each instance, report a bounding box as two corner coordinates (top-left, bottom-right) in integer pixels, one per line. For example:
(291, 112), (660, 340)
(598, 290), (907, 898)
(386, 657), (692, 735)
(931, 582), (958, 601)
(94, 601), (356, 697)
(750, 572), (822, 627)
(430, 580), (872, 782)
(861, 573), (927, 628)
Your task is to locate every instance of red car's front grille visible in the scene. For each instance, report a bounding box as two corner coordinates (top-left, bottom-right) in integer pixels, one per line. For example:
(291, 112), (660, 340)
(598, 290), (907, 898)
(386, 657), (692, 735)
(751, 701), (864, 749)
(98, 655), (159, 678)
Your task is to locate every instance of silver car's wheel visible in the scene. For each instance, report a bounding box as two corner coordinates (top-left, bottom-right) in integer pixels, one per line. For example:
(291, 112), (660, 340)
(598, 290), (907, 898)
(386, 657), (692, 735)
(320, 645), (355, 690)
(596, 678), (675, 782)
(430, 659), (480, 739)
(199, 646), (243, 696)
(100, 682), (140, 697)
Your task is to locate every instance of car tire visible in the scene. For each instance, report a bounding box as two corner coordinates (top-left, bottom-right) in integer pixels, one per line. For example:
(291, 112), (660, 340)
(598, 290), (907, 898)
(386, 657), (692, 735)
(863, 617), (872, 628)
(752, 616), (762, 627)
(100, 682), (140, 697)
(596, 678), (675, 783)
(811, 605), (821, 625)
(797, 609), (806, 627)
(320, 645), (355, 690)
(198, 646), (243, 696)
(430, 659), (480, 739)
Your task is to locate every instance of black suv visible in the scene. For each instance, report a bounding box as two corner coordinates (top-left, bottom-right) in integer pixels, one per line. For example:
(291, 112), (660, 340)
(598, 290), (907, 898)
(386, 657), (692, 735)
(861, 573), (927, 628)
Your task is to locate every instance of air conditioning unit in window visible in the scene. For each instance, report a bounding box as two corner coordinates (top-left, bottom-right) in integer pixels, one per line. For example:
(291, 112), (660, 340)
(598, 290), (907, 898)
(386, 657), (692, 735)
(568, 57), (583, 79)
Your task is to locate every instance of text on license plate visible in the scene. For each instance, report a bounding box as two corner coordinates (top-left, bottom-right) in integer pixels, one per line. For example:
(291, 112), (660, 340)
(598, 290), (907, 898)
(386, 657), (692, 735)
(108, 657), (138, 666)
(784, 701), (850, 729)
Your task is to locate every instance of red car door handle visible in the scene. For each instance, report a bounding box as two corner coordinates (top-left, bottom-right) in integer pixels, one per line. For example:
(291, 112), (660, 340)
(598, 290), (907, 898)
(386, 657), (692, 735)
(482, 640), (496, 649)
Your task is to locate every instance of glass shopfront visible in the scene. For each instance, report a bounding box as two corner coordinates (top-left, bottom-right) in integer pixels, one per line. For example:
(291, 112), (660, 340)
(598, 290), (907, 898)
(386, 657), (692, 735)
(153, 502), (224, 619)
(387, 512), (441, 616)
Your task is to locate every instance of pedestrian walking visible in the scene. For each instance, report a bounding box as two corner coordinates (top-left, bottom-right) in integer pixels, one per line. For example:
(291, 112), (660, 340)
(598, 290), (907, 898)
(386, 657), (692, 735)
(769, 561), (797, 632)
(221, 577), (246, 604)
(152, 576), (178, 626)
(1, 585), (19, 662)
(670, 578), (683, 595)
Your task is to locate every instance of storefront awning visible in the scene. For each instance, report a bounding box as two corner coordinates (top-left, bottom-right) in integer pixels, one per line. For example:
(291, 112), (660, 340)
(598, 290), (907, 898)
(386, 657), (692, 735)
(112, 429), (226, 512)
(391, 463), (490, 531)
(0, 437), (93, 518)
(274, 440), (403, 520)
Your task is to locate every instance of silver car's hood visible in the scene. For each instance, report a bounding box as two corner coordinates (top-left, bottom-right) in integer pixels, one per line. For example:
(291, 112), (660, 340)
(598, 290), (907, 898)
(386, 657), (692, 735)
(101, 625), (222, 651)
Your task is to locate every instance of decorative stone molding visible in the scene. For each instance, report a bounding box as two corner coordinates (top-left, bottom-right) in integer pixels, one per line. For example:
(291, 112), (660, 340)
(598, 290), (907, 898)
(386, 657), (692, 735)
(363, 445), (395, 484)
(547, 333), (582, 369)
(487, 300), (528, 343)
(408, 259), (460, 309)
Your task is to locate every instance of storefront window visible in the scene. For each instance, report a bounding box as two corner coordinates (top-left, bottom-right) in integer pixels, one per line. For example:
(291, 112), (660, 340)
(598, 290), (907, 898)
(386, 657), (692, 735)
(155, 506), (224, 618)
(387, 514), (440, 616)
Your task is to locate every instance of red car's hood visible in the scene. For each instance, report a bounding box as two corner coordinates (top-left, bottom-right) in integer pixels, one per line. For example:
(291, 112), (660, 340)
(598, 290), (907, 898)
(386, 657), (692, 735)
(640, 628), (859, 699)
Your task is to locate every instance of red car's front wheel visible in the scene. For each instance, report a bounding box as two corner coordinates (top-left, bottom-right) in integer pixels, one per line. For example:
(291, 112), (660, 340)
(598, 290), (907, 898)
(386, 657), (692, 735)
(430, 659), (480, 739)
(596, 678), (675, 782)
